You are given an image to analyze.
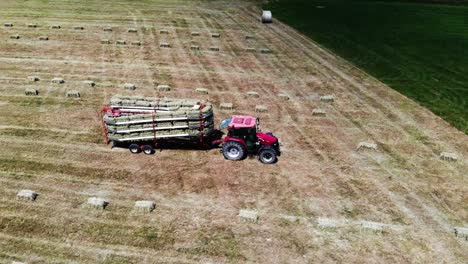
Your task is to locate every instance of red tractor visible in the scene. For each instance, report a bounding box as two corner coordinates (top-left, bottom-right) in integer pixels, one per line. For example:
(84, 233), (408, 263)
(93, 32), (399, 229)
(215, 115), (281, 164)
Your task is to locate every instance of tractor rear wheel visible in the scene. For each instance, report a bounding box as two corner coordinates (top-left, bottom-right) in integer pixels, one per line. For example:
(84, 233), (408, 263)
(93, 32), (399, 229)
(129, 144), (141, 154)
(143, 145), (154, 155)
(223, 141), (245, 161)
(259, 148), (277, 164)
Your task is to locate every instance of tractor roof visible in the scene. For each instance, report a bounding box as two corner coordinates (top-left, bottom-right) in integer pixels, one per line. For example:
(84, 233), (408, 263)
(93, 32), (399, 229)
(229, 115), (257, 129)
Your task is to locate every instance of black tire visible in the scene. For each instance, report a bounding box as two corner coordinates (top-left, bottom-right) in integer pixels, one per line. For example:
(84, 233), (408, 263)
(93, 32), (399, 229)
(143, 145), (154, 155)
(129, 144), (141, 154)
(258, 148), (277, 164)
(222, 141), (245, 161)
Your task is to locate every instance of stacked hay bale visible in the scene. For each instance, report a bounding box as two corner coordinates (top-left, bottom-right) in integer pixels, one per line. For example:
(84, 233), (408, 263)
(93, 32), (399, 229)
(103, 96), (214, 142)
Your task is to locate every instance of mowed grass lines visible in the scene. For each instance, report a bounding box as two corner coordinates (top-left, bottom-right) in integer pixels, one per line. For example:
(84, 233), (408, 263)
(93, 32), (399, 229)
(265, 0), (468, 133)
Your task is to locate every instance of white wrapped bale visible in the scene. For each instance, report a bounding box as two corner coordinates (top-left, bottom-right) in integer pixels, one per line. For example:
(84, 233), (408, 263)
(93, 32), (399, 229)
(27, 76), (40, 82)
(116, 40), (126, 45)
(239, 209), (258, 222)
(220, 102), (233, 110)
(86, 197), (108, 210)
(357, 142), (377, 151)
(128, 28), (137, 33)
(124, 83), (136, 90)
(66, 90), (80, 98)
(196, 88), (209, 94)
(312, 108), (326, 116)
(255, 105), (268, 113)
(83, 80), (95, 87)
(51, 77), (65, 84)
(25, 88), (39, 96)
(101, 39), (111, 44)
(134, 201), (155, 212)
(160, 43), (171, 48)
(210, 46), (220, 51)
(261, 10), (273, 23)
(39, 36), (49, 41)
(320, 95), (335, 103)
(17, 190), (38, 201)
(211, 33), (221, 38)
(440, 152), (458, 162)
(10, 35), (20, 39)
(454, 227), (468, 240)
(12, 261), (26, 264)
(4, 23), (13, 27)
(247, 91), (259, 98)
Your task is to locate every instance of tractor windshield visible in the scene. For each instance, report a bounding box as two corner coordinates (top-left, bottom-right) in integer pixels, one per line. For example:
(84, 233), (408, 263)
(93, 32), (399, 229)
(219, 118), (231, 130)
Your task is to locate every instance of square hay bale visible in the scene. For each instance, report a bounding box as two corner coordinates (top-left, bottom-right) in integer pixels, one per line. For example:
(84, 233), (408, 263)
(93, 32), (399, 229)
(211, 33), (221, 38)
(124, 83), (136, 90)
(39, 36), (49, 41)
(51, 77), (65, 84)
(128, 28), (138, 33)
(440, 152), (458, 161)
(135, 100), (151, 107)
(220, 102), (233, 110)
(74, 26), (84, 30)
(159, 29), (169, 34)
(245, 35), (255, 40)
(134, 201), (156, 212)
(255, 105), (268, 113)
(83, 80), (95, 87)
(4, 23), (13, 27)
(190, 45), (200, 50)
(28, 24), (37, 28)
(16, 190), (38, 201)
(66, 90), (80, 98)
(279, 215), (300, 223)
(103, 27), (113, 32)
(360, 221), (385, 232)
(27, 76), (40, 82)
(116, 40), (126, 45)
(25, 88), (39, 96)
(247, 91), (259, 98)
(312, 108), (326, 116)
(101, 39), (111, 44)
(157, 84), (171, 91)
(86, 197), (108, 210)
(239, 209), (258, 222)
(317, 218), (348, 228)
(51, 25), (61, 29)
(357, 142), (377, 151)
(10, 35), (20, 39)
(12, 261), (26, 264)
(278, 93), (290, 100)
(131, 41), (141, 46)
(454, 227), (468, 240)
(245, 47), (256, 53)
(159, 42), (171, 48)
(320, 95), (335, 103)
(191, 31), (200, 36)
(209, 46), (220, 51)
(195, 88), (209, 94)
(260, 48), (272, 54)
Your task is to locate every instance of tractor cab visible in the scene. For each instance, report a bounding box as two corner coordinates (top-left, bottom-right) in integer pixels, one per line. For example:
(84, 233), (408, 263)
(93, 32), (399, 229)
(219, 115), (280, 164)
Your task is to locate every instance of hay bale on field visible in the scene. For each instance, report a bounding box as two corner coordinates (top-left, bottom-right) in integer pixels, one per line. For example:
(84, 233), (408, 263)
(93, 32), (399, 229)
(261, 10), (273, 23)
(86, 197), (108, 210)
(28, 23), (37, 28)
(51, 25), (61, 29)
(440, 152), (458, 161)
(27, 76), (40, 82)
(66, 90), (80, 98)
(260, 48), (272, 54)
(10, 35), (20, 39)
(191, 31), (200, 36)
(278, 93), (290, 100)
(210, 46), (220, 51)
(279, 215), (300, 223)
(131, 41), (141, 46)
(74, 26), (84, 30)
(159, 42), (171, 48)
(134, 201), (155, 212)
(128, 28), (137, 33)
(317, 218), (347, 228)
(312, 108), (326, 116)
(51, 77), (65, 84)
(255, 105), (268, 112)
(454, 227), (468, 240)
(83, 80), (95, 87)
(39, 36), (49, 41)
(360, 221), (385, 232)
(16, 190), (38, 201)
(25, 88), (39, 96)
(245, 35), (255, 40)
(196, 88), (209, 94)
(159, 29), (169, 34)
(12, 261), (26, 264)
(157, 84), (171, 91)
(124, 83), (136, 90)
(135, 100), (151, 107)
(245, 47), (256, 53)
(101, 39), (111, 44)
(220, 102), (233, 110)
(247, 91), (259, 98)
(357, 142), (377, 151)
(239, 209), (258, 223)
(4, 23), (13, 27)
(211, 33), (221, 38)
(103, 27), (112, 32)
(191, 45), (200, 50)
(320, 95), (335, 102)
(116, 40), (126, 45)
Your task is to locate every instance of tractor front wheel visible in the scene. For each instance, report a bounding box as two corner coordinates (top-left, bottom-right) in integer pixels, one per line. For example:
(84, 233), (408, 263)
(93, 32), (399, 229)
(258, 148), (277, 164)
(222, 141), (245, 161)
(129, 144), (141, 154)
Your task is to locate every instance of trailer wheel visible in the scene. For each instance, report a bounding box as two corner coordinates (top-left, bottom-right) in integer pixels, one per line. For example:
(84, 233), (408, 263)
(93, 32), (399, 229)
(143, 145), (154, 155)
(223, 141), (245, 161)
(129, 144), (141, 154)
(258, 148), (277, 164)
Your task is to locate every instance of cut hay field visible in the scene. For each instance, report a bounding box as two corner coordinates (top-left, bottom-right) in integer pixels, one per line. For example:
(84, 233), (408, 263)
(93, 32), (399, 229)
(0, 0), (467, 263)
(266, 0), (468, 134)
